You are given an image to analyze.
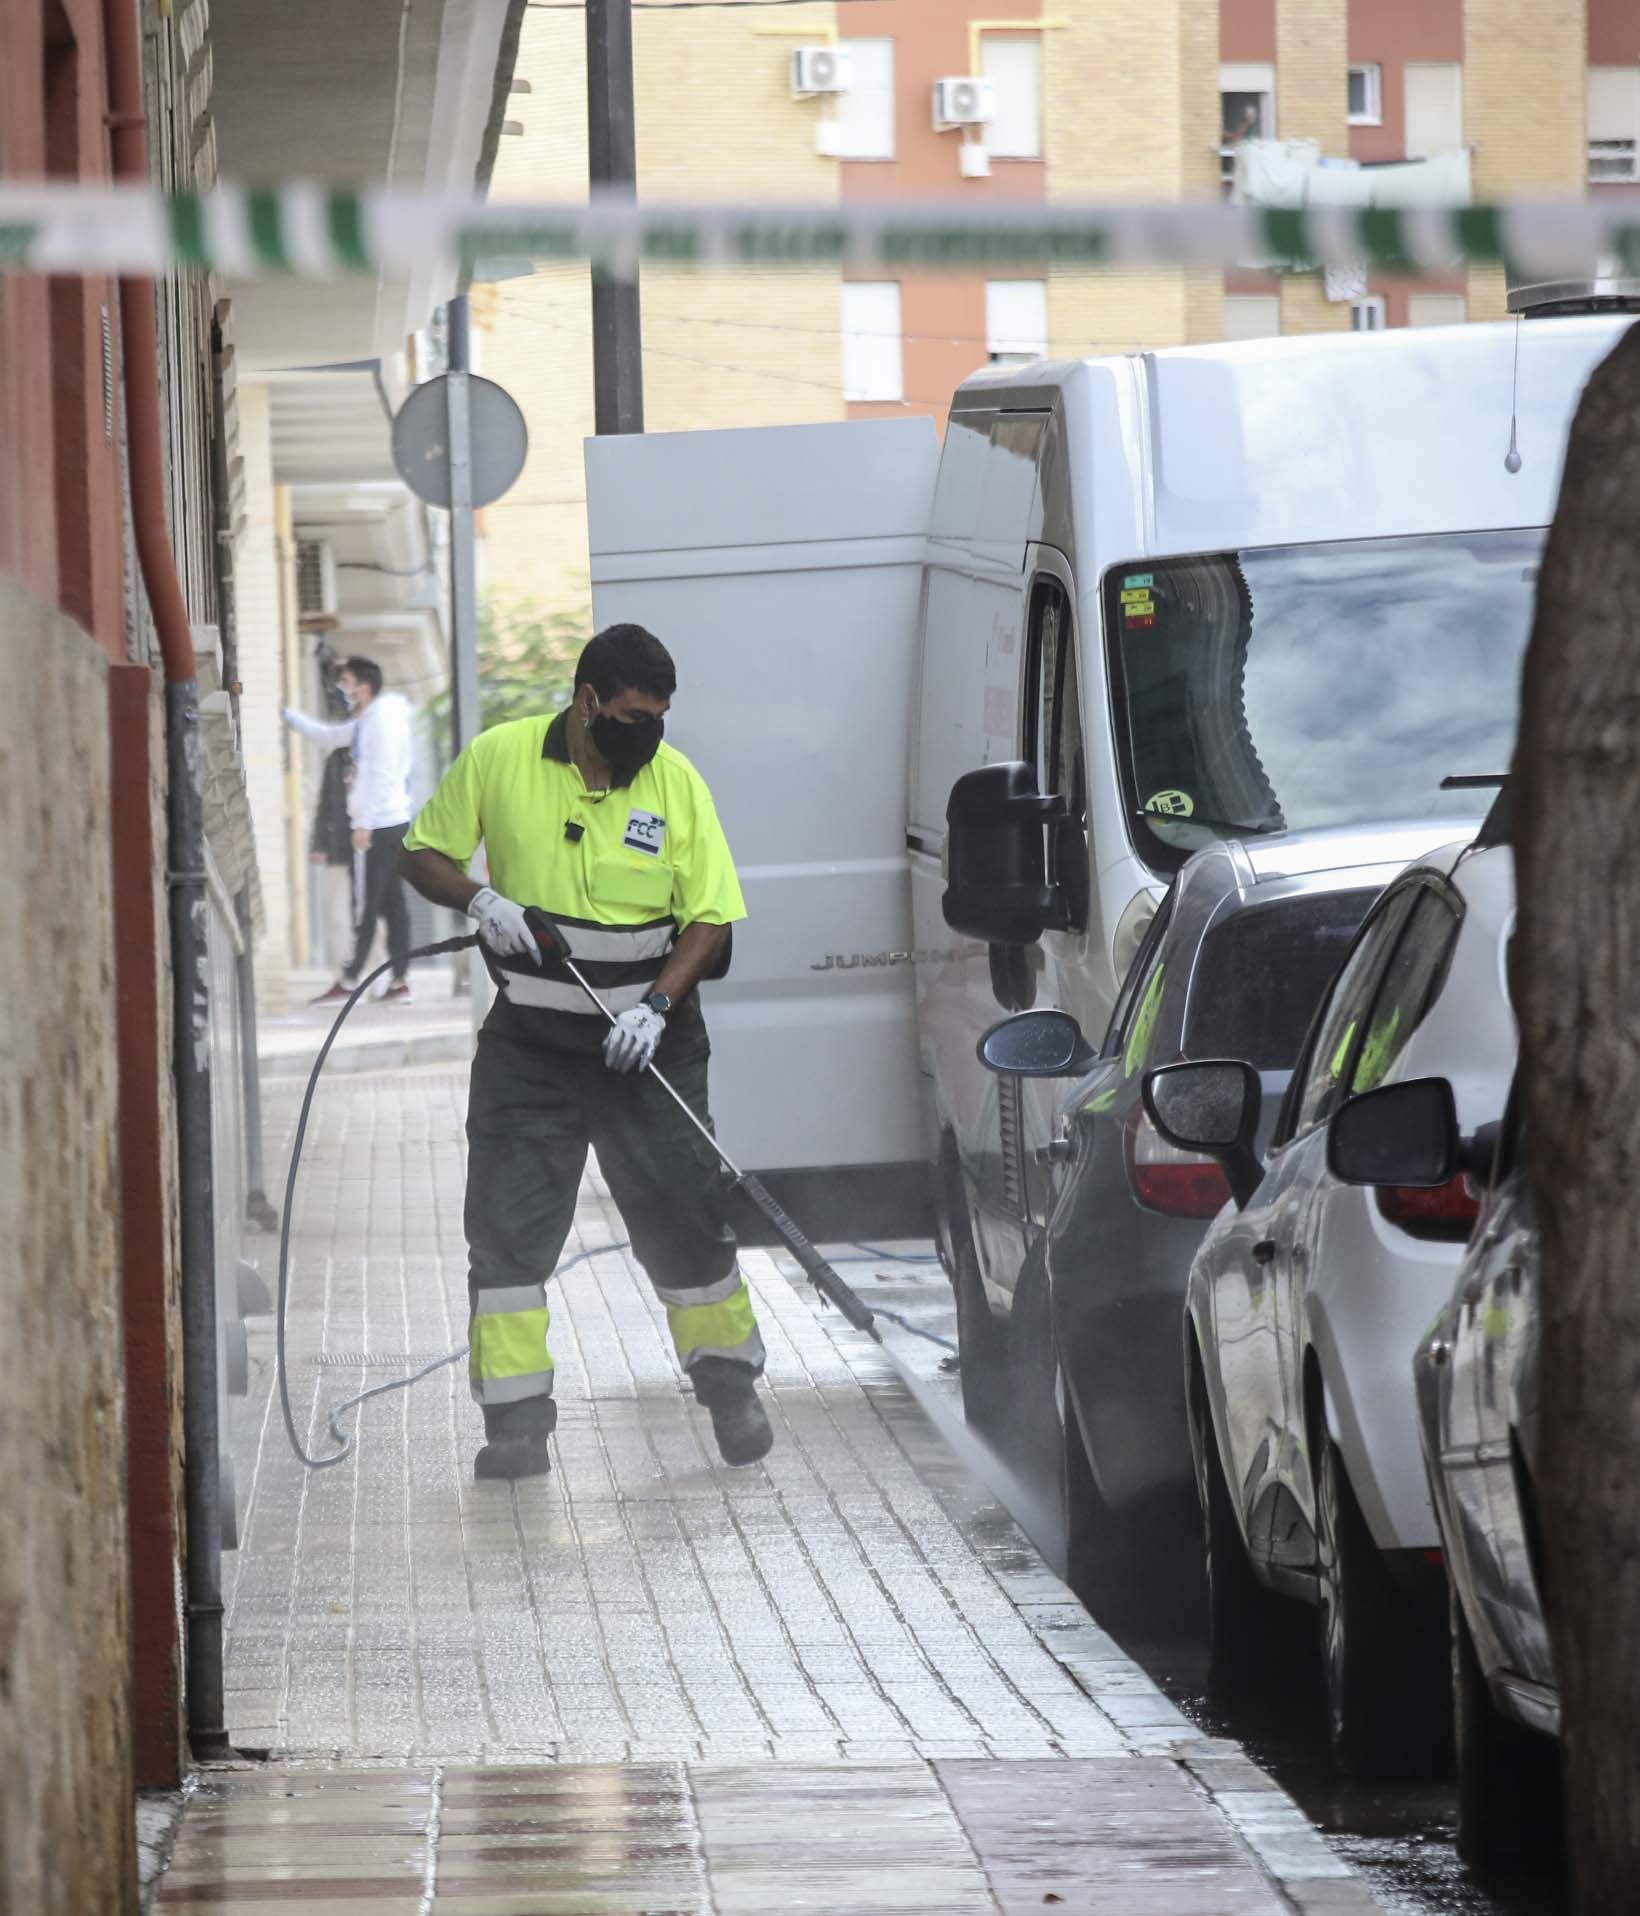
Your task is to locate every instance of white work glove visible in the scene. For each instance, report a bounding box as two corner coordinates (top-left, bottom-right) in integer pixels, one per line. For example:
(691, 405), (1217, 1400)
(468, 886), (540, 963)
(602, 1003), (666, 1074)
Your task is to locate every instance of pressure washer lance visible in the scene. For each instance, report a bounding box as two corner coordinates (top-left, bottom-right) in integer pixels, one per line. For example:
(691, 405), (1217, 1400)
(273, 916), (948, 1472)
(519, 908), (885, 1343)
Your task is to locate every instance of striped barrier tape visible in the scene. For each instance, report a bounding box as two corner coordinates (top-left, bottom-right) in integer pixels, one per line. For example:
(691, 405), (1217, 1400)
(1, 182), (1636, 280)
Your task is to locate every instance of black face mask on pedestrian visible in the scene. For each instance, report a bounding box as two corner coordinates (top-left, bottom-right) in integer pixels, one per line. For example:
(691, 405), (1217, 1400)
(584, 696), (664, 783)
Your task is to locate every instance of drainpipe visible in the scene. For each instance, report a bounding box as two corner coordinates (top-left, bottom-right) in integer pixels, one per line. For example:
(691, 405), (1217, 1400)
(103, 0), (230, 1760)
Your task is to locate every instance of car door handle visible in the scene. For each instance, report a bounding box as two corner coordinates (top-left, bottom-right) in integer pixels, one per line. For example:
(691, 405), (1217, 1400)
(1035, 1139), (1074, 1165)
(1252, 1239), (1277, 1266)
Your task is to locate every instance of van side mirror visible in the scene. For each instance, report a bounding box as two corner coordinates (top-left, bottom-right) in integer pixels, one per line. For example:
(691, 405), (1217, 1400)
(1328, 1078), (1458, 1188)
(943, 761), (1067, 945)
(1143, 1059), (1264, 1208)
(978, 1009), (1096, 1078)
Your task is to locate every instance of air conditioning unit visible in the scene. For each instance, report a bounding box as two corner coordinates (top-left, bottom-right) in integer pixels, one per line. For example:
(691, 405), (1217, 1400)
(792, 45), (852, 97)
(933, 76), (995, 130)
(295, 538), (338, 619)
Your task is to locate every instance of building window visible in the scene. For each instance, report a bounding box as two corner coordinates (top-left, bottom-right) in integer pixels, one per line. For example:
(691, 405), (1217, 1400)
(1408, 293), (1467, 327)
(980, 34), (1043, 159)
(1347, 63), (1382, 126)
(986, 281), (1047, 364)
(841, 282), (902, 401)
(1589, 68), (1640, 182)
(1404, 62), (1463, 158)
(1350, 296), (1387, 332)
(833, 38), (895, 160)
(1223, 294), (1281, 341)
(1221, 63), (1276, 183)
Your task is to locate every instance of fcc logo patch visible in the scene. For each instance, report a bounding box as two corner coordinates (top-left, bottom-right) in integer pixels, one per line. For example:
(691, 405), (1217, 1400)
(624, 809), (666, 856)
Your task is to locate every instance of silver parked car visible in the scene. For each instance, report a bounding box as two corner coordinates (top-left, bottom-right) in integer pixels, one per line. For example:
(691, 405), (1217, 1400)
(962, 824), (1445, 1625)
(1152, 835), (1513, 1776)
(1410, 1075), (1563, 1873)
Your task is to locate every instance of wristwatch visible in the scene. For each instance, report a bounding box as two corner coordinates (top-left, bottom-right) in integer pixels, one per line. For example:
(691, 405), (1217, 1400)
(642, 991), (673, 1018)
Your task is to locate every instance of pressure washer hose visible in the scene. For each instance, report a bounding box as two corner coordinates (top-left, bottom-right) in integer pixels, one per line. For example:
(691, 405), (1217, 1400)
(274, 933), (954, 1472)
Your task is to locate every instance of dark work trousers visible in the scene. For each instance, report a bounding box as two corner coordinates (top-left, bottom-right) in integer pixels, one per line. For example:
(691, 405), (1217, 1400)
(346, 820), (411, 983)
(463, 994), (752, 1441)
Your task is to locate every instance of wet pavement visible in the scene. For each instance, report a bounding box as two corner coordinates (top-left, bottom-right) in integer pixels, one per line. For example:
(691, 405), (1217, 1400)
(864, 1267), (1573, 1916)
(150, 1061), (1391, 1911)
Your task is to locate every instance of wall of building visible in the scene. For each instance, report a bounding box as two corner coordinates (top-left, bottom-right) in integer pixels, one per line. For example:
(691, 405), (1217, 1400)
(1466, 0), (1587, 318)
(1346, 0), (1461, 166)
(482, 1), (844, 619)
(0, 582), (137, 1915)
(836, 0), (1044, 426)
(234, 383), (294, 1008)
(1045, 0), (1221, 357)
(0, 0), (128, 663)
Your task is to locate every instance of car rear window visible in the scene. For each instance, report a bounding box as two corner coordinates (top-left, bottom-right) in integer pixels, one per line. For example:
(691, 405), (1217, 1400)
(1183, 889), (1380, 1071)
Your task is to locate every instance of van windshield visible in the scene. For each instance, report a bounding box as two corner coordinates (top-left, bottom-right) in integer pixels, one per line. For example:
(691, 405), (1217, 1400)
(1104, 530), (1542, 874)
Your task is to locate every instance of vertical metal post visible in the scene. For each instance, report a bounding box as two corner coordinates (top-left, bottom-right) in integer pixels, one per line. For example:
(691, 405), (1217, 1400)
(587, 0), (644, 434)
(444, 296), (491, 1028)
(446, 295), (482, 757)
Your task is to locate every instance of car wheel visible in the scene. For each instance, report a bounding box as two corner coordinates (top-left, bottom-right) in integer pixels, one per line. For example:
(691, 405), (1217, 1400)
(951, 1227), (1011, 1441)
(1452, 1588), (1564, 1876)
(1191, 1358), (1291, 1697)
(1315, 1434), (1448, 1778)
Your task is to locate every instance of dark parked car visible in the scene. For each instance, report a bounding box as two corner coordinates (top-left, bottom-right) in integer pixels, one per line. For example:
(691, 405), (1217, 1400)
(962, 824), (1444, 1622)
(1413, 1075), (1563, 1873)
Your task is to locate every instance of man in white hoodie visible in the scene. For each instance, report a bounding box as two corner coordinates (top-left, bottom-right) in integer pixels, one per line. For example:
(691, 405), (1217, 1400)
(283, 655), (416, 1004)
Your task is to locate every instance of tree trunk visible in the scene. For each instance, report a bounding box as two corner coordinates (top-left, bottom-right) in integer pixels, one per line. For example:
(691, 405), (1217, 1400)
(1514, 317), (1640, 1914)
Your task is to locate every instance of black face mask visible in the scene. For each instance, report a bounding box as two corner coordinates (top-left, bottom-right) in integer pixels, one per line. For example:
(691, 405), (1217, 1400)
(589, 708), (664, 784)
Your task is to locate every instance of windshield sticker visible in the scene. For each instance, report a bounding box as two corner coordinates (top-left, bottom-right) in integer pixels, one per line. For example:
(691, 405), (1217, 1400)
(1144, 789), (1195, 819)
(1123, 573), (1153, 589)
(1123, 587), (1155, 629)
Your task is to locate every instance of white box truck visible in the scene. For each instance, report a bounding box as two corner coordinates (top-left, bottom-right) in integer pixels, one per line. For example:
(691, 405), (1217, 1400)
(585, 309), (1624, 1356)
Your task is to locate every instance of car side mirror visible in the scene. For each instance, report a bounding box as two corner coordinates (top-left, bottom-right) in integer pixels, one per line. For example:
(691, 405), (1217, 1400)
(978, 1009), (1097, 1078)
(1143, 1059), (1264, 1208)
(943, 761), (1067, 945)
(1327, 1077), (1458, 1188)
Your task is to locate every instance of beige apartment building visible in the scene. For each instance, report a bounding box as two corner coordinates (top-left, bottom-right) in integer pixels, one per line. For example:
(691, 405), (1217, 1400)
(481, 0), (1625, 614)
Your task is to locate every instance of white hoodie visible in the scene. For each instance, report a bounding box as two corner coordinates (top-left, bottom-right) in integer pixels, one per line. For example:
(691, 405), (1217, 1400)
(283, 691), (414, 830)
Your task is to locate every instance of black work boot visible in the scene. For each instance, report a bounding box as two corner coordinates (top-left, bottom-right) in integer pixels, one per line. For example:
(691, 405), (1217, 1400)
(691, 1357), (774, 1467)
(473, 1435), (552, 1481)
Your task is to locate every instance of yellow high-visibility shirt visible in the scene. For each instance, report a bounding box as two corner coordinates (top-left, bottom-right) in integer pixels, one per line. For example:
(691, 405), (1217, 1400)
(404, 710), (747, 932)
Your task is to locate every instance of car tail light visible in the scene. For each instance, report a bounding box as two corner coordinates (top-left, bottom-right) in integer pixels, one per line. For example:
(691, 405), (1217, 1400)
(1376, 1174), (1481, 1243)
(1124, 1104), (1232, 1219)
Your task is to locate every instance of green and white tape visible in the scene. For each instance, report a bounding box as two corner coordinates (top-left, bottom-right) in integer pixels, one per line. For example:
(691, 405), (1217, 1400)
(1, 182), (1636, 280)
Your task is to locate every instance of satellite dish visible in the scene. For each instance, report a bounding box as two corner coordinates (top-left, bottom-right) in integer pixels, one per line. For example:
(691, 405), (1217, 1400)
(391, 373), (529, 509)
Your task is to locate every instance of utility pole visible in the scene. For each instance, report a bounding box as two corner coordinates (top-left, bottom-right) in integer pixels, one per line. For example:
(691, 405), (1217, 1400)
(587, 0), (644, 433)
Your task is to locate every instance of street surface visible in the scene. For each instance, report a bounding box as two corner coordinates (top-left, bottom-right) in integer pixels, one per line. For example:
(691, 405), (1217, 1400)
(865, 1267), (1571, 1916)
(150, 1057), (1385, 1909)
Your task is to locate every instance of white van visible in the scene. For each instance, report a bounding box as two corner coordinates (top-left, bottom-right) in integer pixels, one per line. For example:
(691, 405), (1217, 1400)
(584, 315), (1624, 1288)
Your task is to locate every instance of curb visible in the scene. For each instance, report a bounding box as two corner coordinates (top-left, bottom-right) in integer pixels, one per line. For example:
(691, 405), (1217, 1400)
(815, 1291), (1389, 1916)
(258, 1030), (472, 1079)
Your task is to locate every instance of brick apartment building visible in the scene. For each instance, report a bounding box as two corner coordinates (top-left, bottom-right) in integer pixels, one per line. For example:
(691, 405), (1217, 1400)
(480, 0), (1630, 615)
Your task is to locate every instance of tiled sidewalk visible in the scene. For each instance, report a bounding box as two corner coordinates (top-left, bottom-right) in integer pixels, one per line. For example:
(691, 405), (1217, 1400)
(156, 1063), (1380, 1913)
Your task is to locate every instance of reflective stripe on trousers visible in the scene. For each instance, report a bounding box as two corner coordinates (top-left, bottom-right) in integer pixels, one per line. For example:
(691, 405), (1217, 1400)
(469, 1280), (555, 1408)
(654, 1269), (766, 1372)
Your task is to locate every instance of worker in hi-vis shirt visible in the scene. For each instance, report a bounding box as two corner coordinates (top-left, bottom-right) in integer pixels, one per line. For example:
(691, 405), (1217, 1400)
(400, 624), (770, 1480)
